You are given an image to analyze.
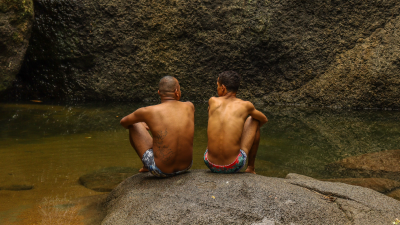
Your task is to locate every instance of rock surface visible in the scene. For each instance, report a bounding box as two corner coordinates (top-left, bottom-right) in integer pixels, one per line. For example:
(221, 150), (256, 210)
(327, 149), (400, 181)
(0, 0), (34, 92)
(388, 189), (400, 201)
(0, 183), (33, 191)
(79, 167), (138, 192)
(101, 170), (400, 225)
(3, 0), (400, 108)
(257, 105), (400, 177)
(321, 178), (400, 193)
(38, 194), (108, 225)
(270, 14), (400, 108)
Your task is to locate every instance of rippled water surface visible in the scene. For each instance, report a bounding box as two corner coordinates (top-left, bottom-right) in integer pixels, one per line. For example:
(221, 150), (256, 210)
(1, 102), (400, 224)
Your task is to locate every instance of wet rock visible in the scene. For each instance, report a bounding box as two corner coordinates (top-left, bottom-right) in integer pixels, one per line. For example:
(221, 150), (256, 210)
(38, 194), (107, 225)
(0, 0), (34, 93)
(6, 0), (400, 109)
(71, 195), (108, 225)
(79, 167), (138, 192)
(0, 183), (34, 191)
(387, 189), (400, 201)
(258, 106), (400, 177)
(321, 178), (400, 193)
(101, 170), (400, 224)
(326, 150), (400, 181)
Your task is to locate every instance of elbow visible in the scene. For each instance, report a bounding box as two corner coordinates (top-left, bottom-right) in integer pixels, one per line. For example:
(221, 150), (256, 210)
(120, 118), (128, 128)
(261, 117), (268, 125)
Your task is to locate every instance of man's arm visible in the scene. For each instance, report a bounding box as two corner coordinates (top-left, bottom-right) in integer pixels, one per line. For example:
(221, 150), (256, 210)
(120, 107), (147, 129)
(247, 102), (268, 126)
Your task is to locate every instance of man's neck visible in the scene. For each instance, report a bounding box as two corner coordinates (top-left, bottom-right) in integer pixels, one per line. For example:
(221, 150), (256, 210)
(160, 96), (178, 103)
(221, 92), (237, 99)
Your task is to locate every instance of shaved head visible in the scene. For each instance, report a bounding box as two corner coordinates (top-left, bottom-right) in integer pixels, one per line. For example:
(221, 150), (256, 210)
(159, 76), (179, 95)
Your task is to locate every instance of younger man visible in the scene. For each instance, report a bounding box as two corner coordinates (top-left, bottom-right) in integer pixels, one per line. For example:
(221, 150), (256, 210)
(205, 71), (268, 174)
(120, 76), (194, 177)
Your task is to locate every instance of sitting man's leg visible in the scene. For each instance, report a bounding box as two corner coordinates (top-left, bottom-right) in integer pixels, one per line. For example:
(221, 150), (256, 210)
(128, 122), (153, 172)
(240, 116), (261, 174)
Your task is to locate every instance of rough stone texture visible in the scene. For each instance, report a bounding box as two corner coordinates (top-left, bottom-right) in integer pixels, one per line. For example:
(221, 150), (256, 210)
(2, 0), (400, 108)
(327, 149), (400, 181)
(79, 167), (138, 192)
(101, 170), (400, 225)
(269, 15), (400, 108)
(321, 178), (400, 193)
(0, 0), (33, 92)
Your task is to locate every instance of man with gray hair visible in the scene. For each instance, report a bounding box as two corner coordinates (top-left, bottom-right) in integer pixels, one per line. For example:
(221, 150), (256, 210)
(120, 76), (194, 177)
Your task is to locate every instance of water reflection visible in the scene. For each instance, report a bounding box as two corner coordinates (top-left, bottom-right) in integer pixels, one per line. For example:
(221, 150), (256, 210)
(0, 102), (400, 223)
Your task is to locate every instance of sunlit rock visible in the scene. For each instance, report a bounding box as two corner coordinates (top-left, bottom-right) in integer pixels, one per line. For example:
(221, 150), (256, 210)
(326, 149), (400, 181)
(101, 170), (400, 224)
(321, 178), (400, 193)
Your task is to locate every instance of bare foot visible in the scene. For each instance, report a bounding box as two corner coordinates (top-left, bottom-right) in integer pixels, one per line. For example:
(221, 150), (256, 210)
(139, 167), (149, 173)
(245, 167), (256, 174)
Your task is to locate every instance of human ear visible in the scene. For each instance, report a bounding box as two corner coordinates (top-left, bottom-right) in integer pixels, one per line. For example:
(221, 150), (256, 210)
(175, 89), (181, 100)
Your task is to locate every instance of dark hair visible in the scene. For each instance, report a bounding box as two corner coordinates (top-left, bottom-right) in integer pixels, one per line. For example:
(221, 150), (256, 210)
(218, 71), (241, 92)
(159, 76), (178, 94)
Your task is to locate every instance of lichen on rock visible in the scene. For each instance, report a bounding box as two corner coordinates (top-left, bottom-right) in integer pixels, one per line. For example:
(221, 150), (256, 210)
(0, 0), (34, 92)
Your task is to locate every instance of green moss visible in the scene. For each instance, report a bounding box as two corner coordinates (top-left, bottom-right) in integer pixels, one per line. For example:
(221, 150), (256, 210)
(0, 0), (33, 24)
(12, 32), (23, 43)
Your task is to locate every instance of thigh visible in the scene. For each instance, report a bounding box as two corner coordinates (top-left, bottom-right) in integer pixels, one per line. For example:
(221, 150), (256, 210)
(240, 116), (259, 155)
(129, 122), (153, 158)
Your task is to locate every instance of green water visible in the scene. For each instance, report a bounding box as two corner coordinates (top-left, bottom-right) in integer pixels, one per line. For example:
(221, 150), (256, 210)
(1, 102), (400, 223)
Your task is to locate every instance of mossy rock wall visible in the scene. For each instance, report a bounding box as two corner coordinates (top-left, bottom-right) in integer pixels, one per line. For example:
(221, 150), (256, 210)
(0, 0), (34, 92)
(6, 0), (400, 108)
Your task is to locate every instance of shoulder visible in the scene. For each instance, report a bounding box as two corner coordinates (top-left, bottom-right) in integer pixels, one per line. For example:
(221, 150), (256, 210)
(239, 100), (255, 110)
(183, 101), (195, 110)
(141, 105), (156, 111)
(132, 106), (151, 118)
(208, 97), (218, 105)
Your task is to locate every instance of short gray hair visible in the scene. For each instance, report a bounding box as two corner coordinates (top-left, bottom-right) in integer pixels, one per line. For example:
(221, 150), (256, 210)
(158, 76), (178, 94)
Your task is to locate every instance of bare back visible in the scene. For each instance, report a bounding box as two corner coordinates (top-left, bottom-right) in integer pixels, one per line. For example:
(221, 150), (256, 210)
(207, 97), (253, 165)
(130, 101), (194, 173)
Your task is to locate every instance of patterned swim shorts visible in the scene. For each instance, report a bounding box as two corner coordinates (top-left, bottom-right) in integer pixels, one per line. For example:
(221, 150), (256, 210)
(204, 149), (247, 173)
(141, 149), (191, 178)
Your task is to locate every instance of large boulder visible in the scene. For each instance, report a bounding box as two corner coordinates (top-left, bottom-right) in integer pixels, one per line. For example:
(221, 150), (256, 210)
(101, 170), (400, 224)
(269, 15), (400, 108)
(321, 178), (400, 193)
(0, 0), (34, 93)
(327, 149), (400, 181)
(6, 0), (400, 108)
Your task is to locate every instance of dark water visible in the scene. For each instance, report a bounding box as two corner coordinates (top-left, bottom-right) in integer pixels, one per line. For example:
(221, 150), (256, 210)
(1, 102), (400, 224)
